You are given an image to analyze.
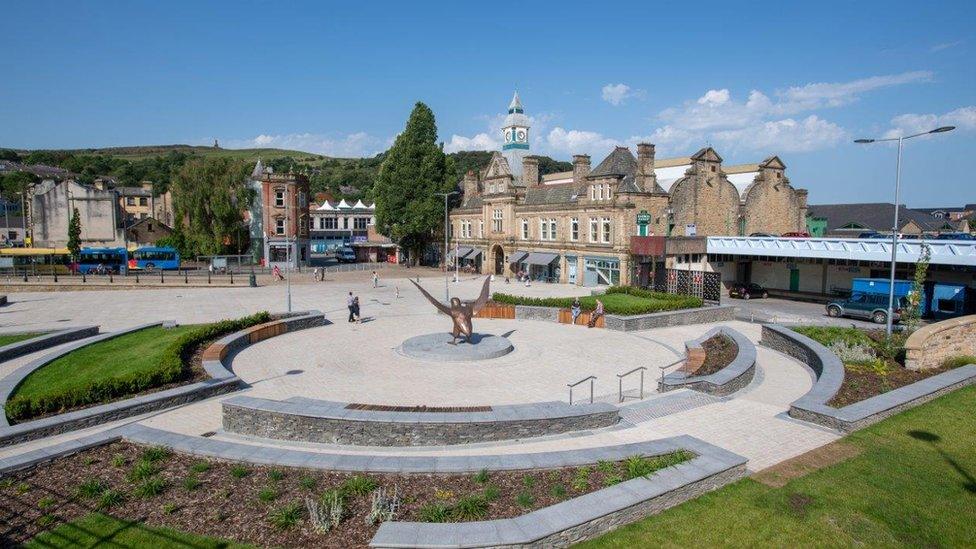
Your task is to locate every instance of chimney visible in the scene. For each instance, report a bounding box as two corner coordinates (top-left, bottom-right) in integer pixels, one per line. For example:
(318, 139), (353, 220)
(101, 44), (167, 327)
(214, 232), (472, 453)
(572, 154), (591, 188)
(636, 143), (657, 192)
(463, 170), (479, 197)
(522, 156), (540, 186)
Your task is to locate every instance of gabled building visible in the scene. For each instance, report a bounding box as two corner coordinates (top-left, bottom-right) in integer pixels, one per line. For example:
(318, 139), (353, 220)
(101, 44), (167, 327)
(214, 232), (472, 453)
(308, 199), (376, 253)
(807, 203), (955, 236)
(248, 160), (310, 267)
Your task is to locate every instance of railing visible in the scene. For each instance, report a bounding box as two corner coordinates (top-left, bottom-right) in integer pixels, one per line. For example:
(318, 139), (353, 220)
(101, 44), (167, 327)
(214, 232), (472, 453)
(658, 358), (686, 382)
(567, 375), (597, 405)
(616, 366), (647, 403)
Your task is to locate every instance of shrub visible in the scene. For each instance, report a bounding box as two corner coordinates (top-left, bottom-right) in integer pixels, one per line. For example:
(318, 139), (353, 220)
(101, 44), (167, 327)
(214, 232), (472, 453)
(482, 484), (500, 501)
(319, 488), (346, 508)
(141, 446), (171, 463)
(4, 312), (272, 421)
(268, 502), (303, 530)
(98, 489), (125, 509)
(521, 475), (536, 488)
(183, 475), (201, 491)
(111, 454), (126, 468)
(190, 461), (211, 474)
(299, 476), (317, 491)
(16, 483), (30, 494)
(515, 491), (535, 508)
(37, 496), (56, 510)
(418, 502), (451, 523)
(258, 487), (279, 503)
(794, 326), (873, 348)
(77, 478), (107, 499)
(452, 495), (489, 521)
(943, 355), (976, 369)
(604, 474), (623, 487)
(229, 465), (250, 479)
(341, 475), (378, 496)
(550, 484), (567, 498)
(267, 469), (285, 482)
(162, 503), (178, 515)
(128, 460), (160, 482)
(490, 289), (701, 316)
(597, 460), (617, 475)
(134, 478), (166, 498)
(473, 469), (490, 484)
(38, 514), (56, 527)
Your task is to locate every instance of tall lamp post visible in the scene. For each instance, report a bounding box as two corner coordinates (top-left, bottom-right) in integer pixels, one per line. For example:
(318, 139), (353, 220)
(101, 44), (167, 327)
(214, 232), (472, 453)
(434, 190), (459, 302)
(854, 125), (955, 337)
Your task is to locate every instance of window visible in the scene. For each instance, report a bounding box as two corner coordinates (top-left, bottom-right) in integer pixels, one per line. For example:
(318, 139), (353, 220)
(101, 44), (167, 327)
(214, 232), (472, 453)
(323, 217), (337, 230)
(126, 197), (135, 206)
(354, 217), (368, 230)
(492, 209), (503, 232)
(147, 223), (154, 232)
(274, 189), (285, 208)
(139, 197), (148, 206)
(479, 220), (484, 238)
(275, 218), (285, 235)
(570, 218), (579, 241)
(606, 184), (612, 200)
(590, 185), (597, 200)
(601, 217), (611, 243)
(589, 218), (598, 242)
(540, 219), (549, 240)
(521, 218), (529, 240)
(549, 218), (557, 240)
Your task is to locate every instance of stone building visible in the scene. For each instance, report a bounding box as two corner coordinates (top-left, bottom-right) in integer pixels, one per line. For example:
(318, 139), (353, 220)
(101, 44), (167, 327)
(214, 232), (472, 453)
(309, 199), (376, 254)
(111, 181), (174, 228)
(249, 161), (310, 267)
(124, 217), (173, 247)
(448, 95), (809, 287)
(30, 179), (124, 248)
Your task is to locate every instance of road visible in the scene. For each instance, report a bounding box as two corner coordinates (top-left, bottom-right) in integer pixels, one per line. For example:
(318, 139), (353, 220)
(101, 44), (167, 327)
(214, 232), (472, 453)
(722, 296), (879, 328)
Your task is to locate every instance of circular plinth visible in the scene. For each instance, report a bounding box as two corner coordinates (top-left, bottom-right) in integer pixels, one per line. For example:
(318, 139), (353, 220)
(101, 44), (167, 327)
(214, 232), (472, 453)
(399, 332), (514, 362)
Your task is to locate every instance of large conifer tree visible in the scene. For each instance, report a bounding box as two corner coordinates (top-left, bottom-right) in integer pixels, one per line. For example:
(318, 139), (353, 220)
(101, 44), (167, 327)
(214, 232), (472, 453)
(67, 207), (81, 260)
(374, 102), (456, 263)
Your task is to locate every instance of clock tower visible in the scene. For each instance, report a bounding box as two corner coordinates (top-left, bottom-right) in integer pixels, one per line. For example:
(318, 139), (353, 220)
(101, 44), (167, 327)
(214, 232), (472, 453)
(501, 91), (530, 177)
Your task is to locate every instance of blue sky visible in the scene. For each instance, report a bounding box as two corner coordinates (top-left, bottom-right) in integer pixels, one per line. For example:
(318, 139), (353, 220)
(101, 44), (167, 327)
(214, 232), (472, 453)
(1, 0), (974, 206)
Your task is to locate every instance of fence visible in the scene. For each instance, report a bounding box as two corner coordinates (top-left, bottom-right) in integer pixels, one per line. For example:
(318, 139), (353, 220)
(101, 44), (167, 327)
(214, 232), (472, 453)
(654, 268), (722, 304)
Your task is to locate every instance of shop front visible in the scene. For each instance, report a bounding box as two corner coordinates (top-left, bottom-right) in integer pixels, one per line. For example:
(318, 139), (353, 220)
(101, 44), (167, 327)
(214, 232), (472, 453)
(583, 256), (620, 286)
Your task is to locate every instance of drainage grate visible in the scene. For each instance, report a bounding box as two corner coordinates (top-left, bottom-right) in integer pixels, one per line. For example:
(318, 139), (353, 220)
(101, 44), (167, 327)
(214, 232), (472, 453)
(344, 403), (492, 413)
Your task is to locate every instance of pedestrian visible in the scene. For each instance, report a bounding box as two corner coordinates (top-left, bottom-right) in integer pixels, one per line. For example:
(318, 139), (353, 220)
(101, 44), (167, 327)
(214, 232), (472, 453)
(346, 291), (356, 323)
(571, 297), (582, 325)
(372, 270), (379, 288)
(353, 295), (362, 323)
(395, 285), (400, 299)
(312, 267), (320, 281)
(588, 298), (605, 328)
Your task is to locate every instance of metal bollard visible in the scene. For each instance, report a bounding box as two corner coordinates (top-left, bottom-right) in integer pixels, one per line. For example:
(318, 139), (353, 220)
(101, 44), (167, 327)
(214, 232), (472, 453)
(109, 272), (113, 283)
(53, 272), (58, 283)
(208, 271), (211, 284)
(160, 270), (165, 283)
(136, 273), (139, 284)
(184, 270), (188, 284)
(82, 273), (87, 283)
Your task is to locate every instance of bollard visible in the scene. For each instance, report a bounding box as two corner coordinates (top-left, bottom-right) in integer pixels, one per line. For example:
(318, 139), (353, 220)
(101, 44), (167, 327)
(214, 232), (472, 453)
(109, 272), (113, 283)
(208, 271), (211, 284)
(184, 270), (189, 284)
(53, 272), (58, 283)
(22, 272), (27, 282)
(82, 273), (87, 283)
(136, 273), (139, 284)
(160, 270), (165, 283)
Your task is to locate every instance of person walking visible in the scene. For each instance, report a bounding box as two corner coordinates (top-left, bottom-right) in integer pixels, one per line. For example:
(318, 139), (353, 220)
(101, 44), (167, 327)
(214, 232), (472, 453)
(571, 297), (582, 325)
(372, 270), (379, 288)
(587, 298), (605, 328)
(395, 285), (400, 299)
(346, 291), (356, 323)
(353, 295), (362, 323)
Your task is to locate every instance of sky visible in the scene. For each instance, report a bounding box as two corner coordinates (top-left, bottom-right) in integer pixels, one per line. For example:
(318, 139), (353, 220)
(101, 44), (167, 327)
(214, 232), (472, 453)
(1, 0), (974, 206)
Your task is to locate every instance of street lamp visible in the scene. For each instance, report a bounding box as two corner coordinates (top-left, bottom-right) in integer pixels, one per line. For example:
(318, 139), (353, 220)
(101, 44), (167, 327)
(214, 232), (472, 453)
(434, 190), (459, 302)
(854, 125), (955, 337)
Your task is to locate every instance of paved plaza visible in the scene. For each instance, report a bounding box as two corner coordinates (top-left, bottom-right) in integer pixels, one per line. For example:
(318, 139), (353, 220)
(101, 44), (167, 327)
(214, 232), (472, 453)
(0, 275), (840, 476)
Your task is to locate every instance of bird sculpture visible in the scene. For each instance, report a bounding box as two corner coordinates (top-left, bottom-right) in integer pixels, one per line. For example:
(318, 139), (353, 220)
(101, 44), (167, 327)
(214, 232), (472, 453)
(410, 276), (492, 345)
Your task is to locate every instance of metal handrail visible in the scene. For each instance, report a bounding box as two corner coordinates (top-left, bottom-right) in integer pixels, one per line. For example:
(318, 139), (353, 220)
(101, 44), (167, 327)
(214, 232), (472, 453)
(567, 375), (597, 405)
(658, 357), (686, 382)
(616, 366), (647, 403)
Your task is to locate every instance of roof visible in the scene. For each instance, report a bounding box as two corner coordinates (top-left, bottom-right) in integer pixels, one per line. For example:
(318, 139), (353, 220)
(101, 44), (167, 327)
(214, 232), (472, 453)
(116, 186), (152, 197)
(523, 183), (578, 205)
(589, 147), (637, 178)
(808, 203), (954, 233)
(542, 170), (573, 183)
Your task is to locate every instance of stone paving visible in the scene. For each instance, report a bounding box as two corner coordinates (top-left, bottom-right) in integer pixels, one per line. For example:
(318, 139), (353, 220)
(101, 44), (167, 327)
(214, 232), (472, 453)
(0, 275), (840, 474)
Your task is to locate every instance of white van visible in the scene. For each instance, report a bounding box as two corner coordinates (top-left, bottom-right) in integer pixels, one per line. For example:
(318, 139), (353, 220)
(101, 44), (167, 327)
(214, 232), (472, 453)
(337, 247), (357, 263)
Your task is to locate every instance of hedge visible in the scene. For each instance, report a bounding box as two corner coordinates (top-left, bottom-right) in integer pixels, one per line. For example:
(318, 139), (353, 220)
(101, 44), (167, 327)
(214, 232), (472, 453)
(5, 312), (271, 422)
(491, 287), (701, 316)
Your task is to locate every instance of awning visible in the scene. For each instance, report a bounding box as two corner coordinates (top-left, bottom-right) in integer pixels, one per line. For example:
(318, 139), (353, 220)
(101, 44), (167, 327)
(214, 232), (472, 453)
(508, 250), (529, 264)
(465, 249), (483, 260)
(524, 252), (559, 266)
(448, 246), (473, 259)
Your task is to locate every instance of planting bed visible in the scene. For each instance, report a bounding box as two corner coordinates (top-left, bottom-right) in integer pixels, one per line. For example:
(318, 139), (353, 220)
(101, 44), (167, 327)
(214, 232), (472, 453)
(695, 334), (738, 376)
(0, 442), (691, 548)
(793, 326), (968, 407)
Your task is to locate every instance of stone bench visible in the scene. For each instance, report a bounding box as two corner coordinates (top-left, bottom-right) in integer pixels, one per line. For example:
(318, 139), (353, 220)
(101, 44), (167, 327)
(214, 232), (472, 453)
(221, 395), (620, 446)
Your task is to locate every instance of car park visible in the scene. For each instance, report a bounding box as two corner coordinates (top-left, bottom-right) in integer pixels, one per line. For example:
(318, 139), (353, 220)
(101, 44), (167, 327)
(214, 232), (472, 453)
(729, 282), (768, 300)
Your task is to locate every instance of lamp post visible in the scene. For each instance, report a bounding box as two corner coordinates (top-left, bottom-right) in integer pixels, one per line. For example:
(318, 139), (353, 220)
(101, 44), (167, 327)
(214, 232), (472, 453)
(854, 125), (955, 337)
(434, 191), (459, 302)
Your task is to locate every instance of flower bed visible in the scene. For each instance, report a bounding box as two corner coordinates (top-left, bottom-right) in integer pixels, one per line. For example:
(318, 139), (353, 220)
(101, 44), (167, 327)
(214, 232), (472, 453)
(5, 312), (271, 422)
(792, 326), (968, 408)
(2, 442), (691, 548)
(491, 287), (701, 316)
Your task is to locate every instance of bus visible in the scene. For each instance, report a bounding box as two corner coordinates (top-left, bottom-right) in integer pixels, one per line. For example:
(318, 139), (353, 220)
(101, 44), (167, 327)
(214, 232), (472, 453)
(128, 246), (180, 271)
(0, 248), (71, 275)
(77, 247), (128, 274)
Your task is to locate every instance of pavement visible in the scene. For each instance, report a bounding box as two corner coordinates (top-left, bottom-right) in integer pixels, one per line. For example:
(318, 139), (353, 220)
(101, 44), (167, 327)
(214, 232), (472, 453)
(724, 296), (879, 328)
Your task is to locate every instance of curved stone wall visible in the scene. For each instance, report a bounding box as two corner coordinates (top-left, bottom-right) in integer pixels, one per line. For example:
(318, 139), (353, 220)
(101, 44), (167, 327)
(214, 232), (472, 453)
(222, 395), (619, 446)
(659, 327), (756, 396)
(904, 314), (976, 371)
(0, 326), (100, 364)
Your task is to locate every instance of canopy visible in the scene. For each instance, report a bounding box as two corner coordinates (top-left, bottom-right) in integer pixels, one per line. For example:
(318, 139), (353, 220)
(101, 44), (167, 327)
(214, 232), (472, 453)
(448, 246), (473, 260)
(524, 252), (559, 266)
(508, 250), (529, 264)
(465, 249), (483, 260)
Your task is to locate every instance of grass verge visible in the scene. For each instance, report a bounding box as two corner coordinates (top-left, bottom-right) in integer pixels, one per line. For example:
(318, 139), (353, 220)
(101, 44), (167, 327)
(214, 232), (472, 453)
(0, 332), (46, 347)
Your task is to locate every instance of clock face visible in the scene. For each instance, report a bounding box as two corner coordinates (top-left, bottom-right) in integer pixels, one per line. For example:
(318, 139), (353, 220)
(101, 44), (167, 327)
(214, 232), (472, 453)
(516, 130), (526, 141)
(505, 130), (512, 142)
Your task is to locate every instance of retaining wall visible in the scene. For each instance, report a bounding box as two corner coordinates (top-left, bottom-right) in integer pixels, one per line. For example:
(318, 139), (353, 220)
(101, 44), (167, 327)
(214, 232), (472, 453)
(760, 323), (976, 432)
(659, 327), (756, 396)
(222, 396), (619, 446)
(904, 314), (976, 370)
(604, 305), (735, 332)
(0, 326), (99, 363)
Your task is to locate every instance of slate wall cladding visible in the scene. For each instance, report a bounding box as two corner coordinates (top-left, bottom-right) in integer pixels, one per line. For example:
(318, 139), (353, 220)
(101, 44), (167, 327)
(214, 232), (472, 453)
(0, 326), (100, 363)
(603, 305), (735, 332)
(514, 305), (560, 322)
(659, 327), (756, 396)
(0, 311), (325, 447)
(760, 323), (976, 432)
(222, 396), (620, 446)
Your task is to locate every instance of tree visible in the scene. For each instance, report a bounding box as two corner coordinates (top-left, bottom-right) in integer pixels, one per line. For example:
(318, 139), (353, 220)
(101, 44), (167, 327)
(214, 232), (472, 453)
(67, 207), (82, 260)
(374, 102), (456, 264)
(169, 157), (254, 257)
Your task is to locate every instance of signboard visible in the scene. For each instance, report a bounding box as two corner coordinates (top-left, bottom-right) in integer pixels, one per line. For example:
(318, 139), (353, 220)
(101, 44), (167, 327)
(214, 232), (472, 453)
(636, 210), (651, 237)
(353, 236), (368, 243)
(684, 224), (697, 236)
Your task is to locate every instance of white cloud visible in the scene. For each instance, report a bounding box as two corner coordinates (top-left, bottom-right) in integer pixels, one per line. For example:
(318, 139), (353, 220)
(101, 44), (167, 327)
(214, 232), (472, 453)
(881, 106), (976, 139)
(697, 89), (730, 106)
(774, 71), (932, 113)
(443, 133), (500, 153)
(712, 116), (847, 153)
(545, 127), (620, 157)
(930, 40), (963, 53)
(223, 132), (386, 157)
(601, 83), (646, 106)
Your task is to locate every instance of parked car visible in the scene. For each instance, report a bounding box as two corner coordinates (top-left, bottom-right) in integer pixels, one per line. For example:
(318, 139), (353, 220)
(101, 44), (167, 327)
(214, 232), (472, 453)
(729, 282), (768, 300)
(935, 233), (975, 241)
(782, 231), (811, 238)
(826, 292), (905, 324)
(337, 247), (357, 263)
(749, 232), (777, 238)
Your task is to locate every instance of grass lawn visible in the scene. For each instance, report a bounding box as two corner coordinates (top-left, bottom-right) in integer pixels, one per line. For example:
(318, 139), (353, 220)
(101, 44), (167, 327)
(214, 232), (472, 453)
(24, 513), (252, 549)
(579, 385), (976, 548)
(9, 325), (199, 416)
(493, 288), (701, 316)
(0, 332), (46, 347)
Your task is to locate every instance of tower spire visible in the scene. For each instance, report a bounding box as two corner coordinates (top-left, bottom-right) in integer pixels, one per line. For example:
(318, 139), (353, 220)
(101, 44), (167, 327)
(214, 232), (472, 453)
(502, 91), (530, 177)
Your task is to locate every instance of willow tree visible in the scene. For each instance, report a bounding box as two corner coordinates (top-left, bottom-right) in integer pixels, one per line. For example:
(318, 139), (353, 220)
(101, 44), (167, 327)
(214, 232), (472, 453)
(374, 102), (456, 264)
(169, 157), (253, 257)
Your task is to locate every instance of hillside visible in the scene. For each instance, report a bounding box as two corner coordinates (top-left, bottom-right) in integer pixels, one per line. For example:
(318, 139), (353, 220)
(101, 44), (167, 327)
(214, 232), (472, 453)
(10, 144), (328, 163)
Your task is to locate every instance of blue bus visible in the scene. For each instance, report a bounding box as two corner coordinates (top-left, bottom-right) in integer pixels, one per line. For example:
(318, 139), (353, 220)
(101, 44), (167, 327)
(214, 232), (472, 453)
(77, 247), (128, 274)
(129, 246), (180, 271)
